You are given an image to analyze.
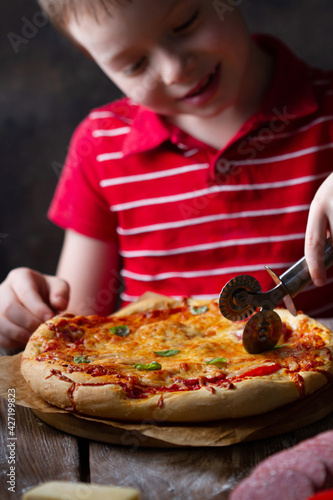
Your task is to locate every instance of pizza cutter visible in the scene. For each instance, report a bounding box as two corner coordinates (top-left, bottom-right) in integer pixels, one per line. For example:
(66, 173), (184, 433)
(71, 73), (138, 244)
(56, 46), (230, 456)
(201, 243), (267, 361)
(219, 238), (333, 354)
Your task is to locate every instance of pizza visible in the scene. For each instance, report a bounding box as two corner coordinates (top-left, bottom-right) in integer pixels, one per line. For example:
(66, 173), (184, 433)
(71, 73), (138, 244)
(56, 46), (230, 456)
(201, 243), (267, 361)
(21, 296), (333, 422)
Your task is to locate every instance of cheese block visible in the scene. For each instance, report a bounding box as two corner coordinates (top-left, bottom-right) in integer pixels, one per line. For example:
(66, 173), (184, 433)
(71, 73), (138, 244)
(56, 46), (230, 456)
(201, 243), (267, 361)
(22, 481), (140, 500)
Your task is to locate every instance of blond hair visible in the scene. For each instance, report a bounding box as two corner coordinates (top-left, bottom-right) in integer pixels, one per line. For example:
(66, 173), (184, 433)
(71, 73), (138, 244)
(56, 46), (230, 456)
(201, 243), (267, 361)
(37, 0), (131, 32)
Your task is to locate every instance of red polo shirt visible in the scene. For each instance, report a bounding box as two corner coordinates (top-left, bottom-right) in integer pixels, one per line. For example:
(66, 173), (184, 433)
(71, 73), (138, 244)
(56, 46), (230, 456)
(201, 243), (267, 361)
(48, 35), (333, 315)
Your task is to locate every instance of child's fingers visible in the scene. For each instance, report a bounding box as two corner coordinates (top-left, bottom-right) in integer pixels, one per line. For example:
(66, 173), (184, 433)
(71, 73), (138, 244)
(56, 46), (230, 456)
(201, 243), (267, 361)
(0, 288), (43, 332)
(0, 315), (32, 347)
(46, 276), (70, 312)
(10, 275), (55, 323)
(0, 269), (70, 348)
(305, 201), (329, 287)
(9, 268), (69, 321)
(305, 172), (333, 287)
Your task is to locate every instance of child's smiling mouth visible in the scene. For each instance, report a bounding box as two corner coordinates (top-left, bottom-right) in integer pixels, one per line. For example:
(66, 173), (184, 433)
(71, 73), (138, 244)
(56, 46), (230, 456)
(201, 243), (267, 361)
(178, 63), (221, 106)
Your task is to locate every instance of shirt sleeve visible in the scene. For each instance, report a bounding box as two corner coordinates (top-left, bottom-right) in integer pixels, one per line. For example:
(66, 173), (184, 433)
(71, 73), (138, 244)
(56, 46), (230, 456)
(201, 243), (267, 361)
(48, 117), (118, 242)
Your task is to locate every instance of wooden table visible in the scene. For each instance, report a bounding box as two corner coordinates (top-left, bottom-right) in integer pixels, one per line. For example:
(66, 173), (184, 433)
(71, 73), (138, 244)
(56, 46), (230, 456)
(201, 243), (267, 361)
(1, 319), (333, 500)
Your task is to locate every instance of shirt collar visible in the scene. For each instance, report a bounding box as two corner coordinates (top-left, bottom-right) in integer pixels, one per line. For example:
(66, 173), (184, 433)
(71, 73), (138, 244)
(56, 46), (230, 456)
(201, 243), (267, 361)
(122, 34), (318, 157)
(122, 106), (171, 157)
(250, 34), (318, 125)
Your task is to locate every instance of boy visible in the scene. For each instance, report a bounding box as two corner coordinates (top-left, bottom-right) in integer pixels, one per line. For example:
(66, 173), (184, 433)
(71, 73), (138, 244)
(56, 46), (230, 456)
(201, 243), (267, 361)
(0, 0), (333, 348)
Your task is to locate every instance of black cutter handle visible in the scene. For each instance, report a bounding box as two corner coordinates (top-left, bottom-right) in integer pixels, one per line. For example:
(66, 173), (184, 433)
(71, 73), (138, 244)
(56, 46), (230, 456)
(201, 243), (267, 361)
(280, 238), (333, 298)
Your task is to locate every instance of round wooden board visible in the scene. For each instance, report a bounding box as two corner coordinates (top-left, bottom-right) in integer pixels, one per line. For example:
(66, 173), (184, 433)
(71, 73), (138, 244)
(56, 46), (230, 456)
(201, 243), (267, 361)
(31, 382), (333, 448)
(32, 409), (181, 448)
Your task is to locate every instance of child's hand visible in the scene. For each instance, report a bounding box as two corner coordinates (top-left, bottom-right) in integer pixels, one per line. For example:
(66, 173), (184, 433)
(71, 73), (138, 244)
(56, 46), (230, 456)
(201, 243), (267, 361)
(0, 268), (69, 348)
(305, 172), (333, 286)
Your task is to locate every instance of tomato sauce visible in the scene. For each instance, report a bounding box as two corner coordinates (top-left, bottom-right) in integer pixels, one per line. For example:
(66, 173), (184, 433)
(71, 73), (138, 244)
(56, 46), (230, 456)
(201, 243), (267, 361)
(233, 363), (281, 379)
(38, 310), (332, 402)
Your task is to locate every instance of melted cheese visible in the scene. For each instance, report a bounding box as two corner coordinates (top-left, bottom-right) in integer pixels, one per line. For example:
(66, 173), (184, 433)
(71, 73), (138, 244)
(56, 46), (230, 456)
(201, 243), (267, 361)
(28, 301), (332, 397)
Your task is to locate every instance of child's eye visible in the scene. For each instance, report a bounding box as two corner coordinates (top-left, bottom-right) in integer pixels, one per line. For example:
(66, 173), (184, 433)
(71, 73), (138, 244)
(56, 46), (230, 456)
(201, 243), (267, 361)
(126, 57), (147, 76)
(173, 10), (199, 34)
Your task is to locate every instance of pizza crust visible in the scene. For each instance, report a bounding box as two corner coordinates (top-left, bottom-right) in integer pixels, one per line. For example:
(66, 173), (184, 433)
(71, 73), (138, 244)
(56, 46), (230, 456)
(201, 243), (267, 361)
(21, 297), (333, 422)
(113, 292), (184, 317)
(21, 356), (329, 422)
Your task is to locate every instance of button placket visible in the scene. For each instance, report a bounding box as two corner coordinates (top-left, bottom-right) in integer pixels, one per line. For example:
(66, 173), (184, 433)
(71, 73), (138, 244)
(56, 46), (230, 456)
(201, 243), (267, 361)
(213, 155), (234, 185)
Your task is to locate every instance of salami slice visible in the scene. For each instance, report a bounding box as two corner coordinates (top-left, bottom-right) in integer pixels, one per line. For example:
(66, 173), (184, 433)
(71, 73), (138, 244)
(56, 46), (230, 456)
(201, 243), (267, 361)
(254, 449), (327, 489)
(231, 431), (333, 500)
(230, 469), (314, 500)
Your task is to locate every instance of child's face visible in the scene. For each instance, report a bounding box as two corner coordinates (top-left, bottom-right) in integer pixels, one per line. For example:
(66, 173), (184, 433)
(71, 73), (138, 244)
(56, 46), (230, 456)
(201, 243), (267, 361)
(67, 0), (253, 119)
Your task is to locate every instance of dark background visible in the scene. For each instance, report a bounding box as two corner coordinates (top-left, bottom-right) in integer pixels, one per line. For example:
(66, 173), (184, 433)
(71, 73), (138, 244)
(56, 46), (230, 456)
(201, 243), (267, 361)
(1, 0), (333, 281)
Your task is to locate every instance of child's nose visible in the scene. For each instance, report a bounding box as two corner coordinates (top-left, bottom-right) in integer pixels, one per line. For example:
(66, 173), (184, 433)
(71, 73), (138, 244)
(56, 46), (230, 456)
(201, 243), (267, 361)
(159, 52), (196, 86)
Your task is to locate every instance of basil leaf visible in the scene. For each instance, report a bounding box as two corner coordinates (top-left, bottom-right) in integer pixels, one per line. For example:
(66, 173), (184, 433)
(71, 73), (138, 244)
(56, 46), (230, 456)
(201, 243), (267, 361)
(205, 357), (227, 366)
(134, 361), (162, 371)
(153, 349), (180, 357)
(109, 325), (130, 337)
(73, 355), (91, 364)
(190, 305), (208, 315)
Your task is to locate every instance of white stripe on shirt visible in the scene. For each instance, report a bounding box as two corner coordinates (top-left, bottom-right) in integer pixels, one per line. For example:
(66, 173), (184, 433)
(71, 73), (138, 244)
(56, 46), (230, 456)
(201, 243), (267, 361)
(233, 143), (333, 166)
(120, 233), (305, 258)
(183, 149), (199, 157)
(122, 277), (333, 302)
(97, 152), (124, 162)
(121, 262), (292, 282)
(110, 172), (329, 211)
(100, 163), (209, 187)
(248, 116), (333, 143)
(92, 127), (131, 138)
(89, 111), (132, 124)
(89, 111), (116, 119)
(117, 204), (310, 235)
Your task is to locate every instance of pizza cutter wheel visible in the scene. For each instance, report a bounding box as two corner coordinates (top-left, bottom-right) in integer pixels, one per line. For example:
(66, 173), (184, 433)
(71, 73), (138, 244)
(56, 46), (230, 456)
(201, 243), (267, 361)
(242, 309), (282, 354)
(219, 238), (333, 354)
(219, 275), (262, 321)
